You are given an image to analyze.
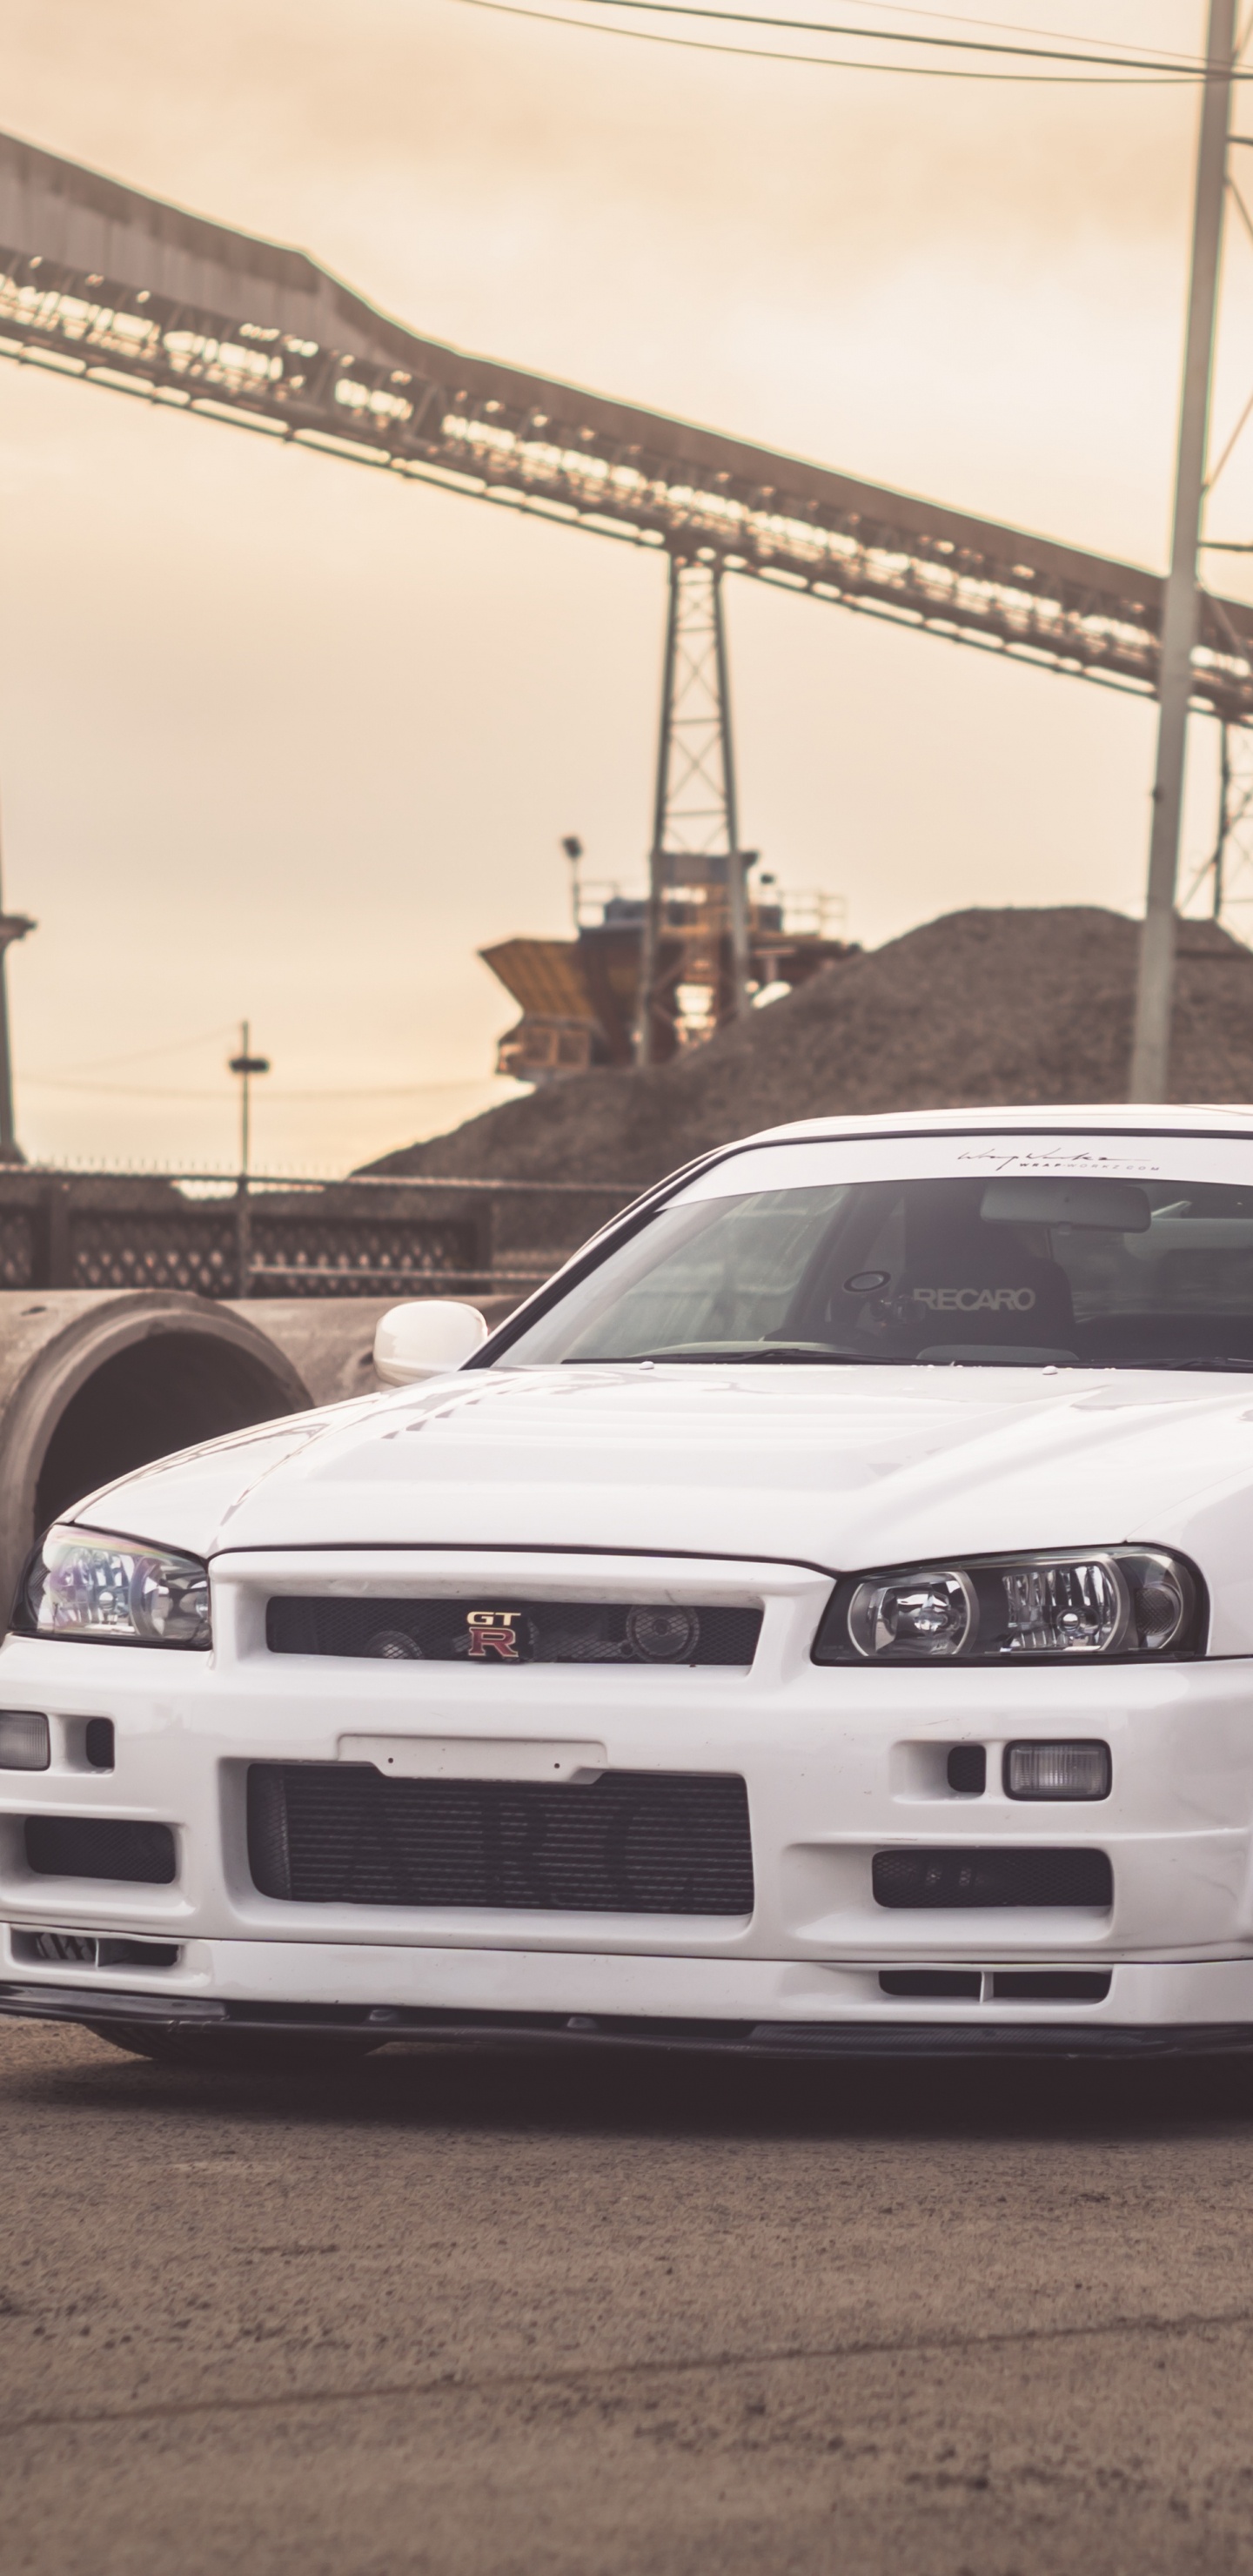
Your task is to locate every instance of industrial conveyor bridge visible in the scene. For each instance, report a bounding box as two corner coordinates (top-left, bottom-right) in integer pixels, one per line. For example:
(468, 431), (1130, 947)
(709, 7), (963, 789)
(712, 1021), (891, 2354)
(3, 124), (1252, 1079)
(1, 126), (1251, 723)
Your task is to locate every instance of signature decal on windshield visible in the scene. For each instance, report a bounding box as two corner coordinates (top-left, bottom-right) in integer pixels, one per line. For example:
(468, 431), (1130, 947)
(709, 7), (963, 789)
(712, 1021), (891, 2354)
(956, 1148), (1166, 1177)
(911, 1287), (1036, 1312)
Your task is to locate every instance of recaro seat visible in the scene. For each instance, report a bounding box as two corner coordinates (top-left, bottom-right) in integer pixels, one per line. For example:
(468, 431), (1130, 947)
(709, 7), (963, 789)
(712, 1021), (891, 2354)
(894, 1183), (1075, 1353)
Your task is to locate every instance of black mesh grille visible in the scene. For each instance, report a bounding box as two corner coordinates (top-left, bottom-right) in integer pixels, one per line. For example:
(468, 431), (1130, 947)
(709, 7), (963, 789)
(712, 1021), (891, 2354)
(247, 1764), (754, 1915)
(878, 1968), (1112, 2002)
(992, 1970), (1112, 2001)
(879, 1969), (982, 1999)
(23, 1817), (177, 1883)
(872, 1848), (1112, 1909)
(266, 1596), (761, 1667)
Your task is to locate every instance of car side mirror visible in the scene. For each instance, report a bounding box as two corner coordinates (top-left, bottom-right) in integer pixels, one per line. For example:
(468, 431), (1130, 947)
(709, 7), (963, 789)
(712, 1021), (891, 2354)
(372, 1300), (489, 1386)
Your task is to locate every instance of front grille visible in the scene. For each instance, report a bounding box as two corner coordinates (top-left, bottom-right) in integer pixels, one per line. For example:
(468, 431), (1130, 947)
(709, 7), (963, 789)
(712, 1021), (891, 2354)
(879, 1967), (1112, 2002)
(247, 1763), (754, 1915)
(23, 1818), (177, 1884)
(872, 1848), (1113, 1909)
(265, 1596), (761, 1667)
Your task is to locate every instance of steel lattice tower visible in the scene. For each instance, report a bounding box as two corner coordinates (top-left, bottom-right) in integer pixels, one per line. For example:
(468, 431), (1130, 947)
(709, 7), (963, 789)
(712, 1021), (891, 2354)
(1184, 720), (1253, 937)
(635, 553), (752, 1066)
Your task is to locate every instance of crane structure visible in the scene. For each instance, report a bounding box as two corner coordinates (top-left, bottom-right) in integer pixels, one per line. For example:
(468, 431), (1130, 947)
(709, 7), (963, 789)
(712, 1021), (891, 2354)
(1, 127), (1252, 1082)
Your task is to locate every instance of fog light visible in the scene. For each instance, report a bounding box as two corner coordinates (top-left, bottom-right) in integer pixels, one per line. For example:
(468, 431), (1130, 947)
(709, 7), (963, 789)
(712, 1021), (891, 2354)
(0, 1712), (49, 1770)
(1004, 1741), (1110, 1800)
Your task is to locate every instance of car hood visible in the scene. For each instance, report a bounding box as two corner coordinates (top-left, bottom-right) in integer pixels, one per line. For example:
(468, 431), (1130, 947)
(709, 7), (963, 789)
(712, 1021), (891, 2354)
(64, 1361), (1253, 1586)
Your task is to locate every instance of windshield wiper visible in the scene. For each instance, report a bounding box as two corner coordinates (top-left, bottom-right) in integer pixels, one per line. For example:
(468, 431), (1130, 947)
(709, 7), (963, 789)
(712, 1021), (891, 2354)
(1107, 1354), (1253, 1373)
(578, 1342), (891, 1365)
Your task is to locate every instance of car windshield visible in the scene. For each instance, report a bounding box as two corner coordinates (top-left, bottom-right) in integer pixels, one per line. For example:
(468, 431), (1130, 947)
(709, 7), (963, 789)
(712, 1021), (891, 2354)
(495, 1133), (1253, 1372)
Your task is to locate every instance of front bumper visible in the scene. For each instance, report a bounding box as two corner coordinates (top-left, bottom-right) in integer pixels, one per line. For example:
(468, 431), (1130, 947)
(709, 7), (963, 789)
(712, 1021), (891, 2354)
(4, 1542), (1253, 2049)
(8, 1944), (1253, 2058)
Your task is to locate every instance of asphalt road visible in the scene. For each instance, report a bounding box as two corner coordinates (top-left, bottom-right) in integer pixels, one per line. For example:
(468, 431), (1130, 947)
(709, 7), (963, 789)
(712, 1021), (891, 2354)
(5, 2023), (1253, 2574)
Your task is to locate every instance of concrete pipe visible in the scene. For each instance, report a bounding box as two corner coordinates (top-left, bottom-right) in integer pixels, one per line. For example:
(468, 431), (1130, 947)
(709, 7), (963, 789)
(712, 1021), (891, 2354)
(0, 1290), (312, 1612)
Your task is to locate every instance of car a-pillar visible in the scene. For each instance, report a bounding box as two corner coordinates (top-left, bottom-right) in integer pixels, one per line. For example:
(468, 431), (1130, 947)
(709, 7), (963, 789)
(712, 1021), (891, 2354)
(0, 1288), (314, 1612)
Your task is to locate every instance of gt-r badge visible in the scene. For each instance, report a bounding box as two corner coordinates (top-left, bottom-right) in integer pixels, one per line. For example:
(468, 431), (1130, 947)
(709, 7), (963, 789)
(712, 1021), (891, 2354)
(466, 1609), (521, 1660)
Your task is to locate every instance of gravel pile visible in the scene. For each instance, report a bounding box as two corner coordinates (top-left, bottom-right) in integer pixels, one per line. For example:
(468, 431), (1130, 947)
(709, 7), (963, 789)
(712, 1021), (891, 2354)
(370, 906), (1253, 1194)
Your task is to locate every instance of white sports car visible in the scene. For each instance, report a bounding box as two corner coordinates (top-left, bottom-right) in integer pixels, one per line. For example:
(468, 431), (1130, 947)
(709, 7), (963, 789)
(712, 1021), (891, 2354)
(4, 1103), (1253, 2066)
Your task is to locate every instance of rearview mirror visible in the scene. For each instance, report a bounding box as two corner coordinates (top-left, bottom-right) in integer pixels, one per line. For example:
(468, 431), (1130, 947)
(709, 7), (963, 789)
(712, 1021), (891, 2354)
(980, 1177), (1151, 1233)
(373, 1300), (488, 1386)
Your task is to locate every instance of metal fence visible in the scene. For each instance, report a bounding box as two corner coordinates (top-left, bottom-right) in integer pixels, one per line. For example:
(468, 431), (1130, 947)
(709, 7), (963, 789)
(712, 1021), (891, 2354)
(0, 1171), (638, 1300)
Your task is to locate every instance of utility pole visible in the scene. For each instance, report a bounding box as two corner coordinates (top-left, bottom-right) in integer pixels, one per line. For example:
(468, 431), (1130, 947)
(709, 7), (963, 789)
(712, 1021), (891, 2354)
(0, 810), (36, 1165)
(229, 1020), (270, 1294)
(1129, 0), (1236, 1100)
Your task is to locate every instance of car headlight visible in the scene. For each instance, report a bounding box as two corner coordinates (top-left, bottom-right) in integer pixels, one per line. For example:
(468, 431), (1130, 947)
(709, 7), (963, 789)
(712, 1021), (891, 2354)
(15, 1527), (211, 1648)
(813, 1549), (1203, 1664)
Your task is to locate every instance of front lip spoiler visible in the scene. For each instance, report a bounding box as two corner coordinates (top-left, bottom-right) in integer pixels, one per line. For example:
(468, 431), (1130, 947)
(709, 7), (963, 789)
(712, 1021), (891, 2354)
(3, 1981), (1253, 2059)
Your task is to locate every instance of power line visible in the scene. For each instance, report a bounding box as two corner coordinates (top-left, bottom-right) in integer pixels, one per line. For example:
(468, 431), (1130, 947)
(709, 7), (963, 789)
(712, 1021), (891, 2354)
(23, 1072), (515, 1102)
(45, 1020), (238, 1080)
(801, 0), (1204, 62)
(451, 0), (1224, 80)
(566, 0), (1215, 73)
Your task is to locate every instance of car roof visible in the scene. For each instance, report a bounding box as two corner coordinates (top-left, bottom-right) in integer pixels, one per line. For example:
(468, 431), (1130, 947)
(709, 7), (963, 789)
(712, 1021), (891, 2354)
(730, 1103), (1253, 1150)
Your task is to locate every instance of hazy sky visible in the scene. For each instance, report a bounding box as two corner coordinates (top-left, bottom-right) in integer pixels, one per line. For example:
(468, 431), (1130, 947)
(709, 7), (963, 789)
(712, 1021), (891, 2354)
(0, 0), (1244, 1170)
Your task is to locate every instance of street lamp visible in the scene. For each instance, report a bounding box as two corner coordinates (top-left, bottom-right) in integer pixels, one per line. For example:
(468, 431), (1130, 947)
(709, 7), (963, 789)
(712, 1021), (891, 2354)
(228, 1020), (270, 1182)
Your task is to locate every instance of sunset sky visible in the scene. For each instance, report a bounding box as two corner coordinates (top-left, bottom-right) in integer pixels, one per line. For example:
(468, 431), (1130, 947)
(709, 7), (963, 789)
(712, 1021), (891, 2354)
(0, 0), (1245, 1171)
